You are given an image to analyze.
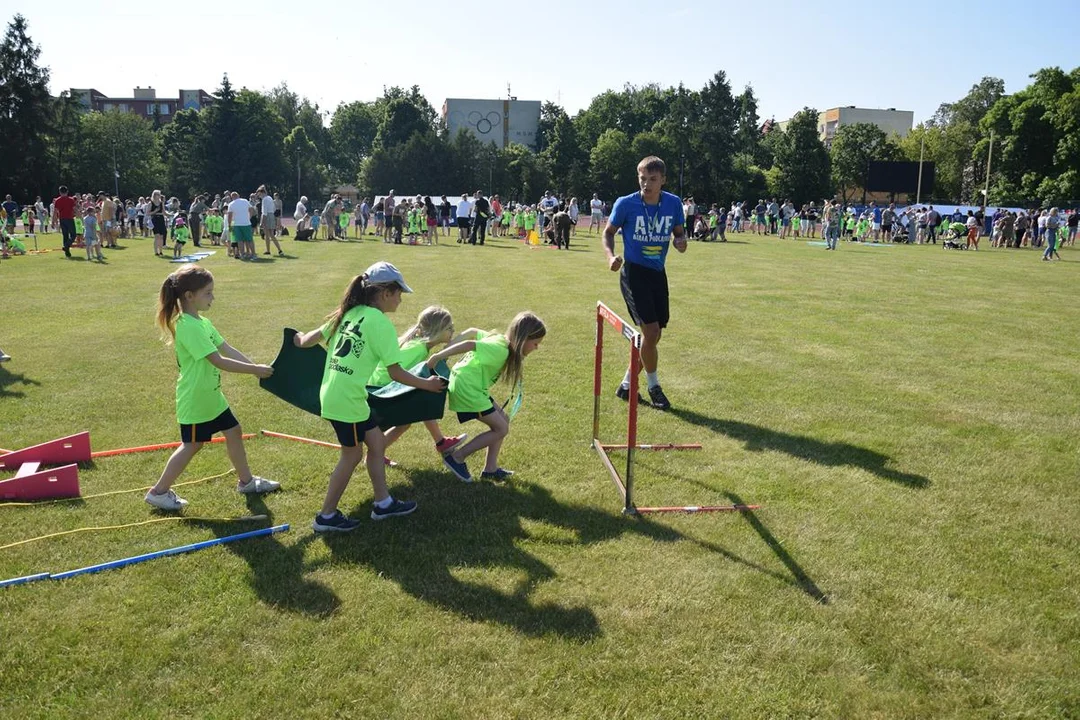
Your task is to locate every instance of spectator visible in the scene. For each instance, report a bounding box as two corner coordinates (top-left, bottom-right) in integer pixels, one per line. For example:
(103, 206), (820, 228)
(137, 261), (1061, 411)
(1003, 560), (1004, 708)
(1066, 209), (1079, 246)
(470, 190), (490, 245)
(456, 193), (472, 243)
(589, 193), (604, 234)
(188, 194), (207, 247)
(552, 204), (572, 250)
(382, 191), (396, 242)
(2, 195), (18, 234)
(294, 195), (308, 222)
(259, 186), (283, 255)
(439, 195), (452, 236)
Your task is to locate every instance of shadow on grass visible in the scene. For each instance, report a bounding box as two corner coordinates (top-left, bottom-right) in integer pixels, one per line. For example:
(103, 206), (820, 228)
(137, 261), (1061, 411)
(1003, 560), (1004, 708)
(670, 408), (929, 488)
(0, 365), (41, 399)
(189, 494), (340, 618)
(313, 469), (821, 640)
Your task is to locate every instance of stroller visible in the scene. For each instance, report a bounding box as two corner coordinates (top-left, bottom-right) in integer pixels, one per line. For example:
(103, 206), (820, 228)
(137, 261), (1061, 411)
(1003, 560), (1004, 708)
(942, 221), (968, 250)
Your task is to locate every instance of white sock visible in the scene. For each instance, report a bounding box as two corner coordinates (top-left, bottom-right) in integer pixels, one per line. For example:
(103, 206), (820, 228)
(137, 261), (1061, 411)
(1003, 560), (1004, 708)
(374, 496), (393, 509)
(646, 372), (660, 389)
(620, 369), (632, 389)
(318, 511), (337, 520)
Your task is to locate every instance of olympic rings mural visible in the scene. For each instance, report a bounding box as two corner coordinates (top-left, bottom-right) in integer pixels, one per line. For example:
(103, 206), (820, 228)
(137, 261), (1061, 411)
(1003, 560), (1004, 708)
(447, 110), (504, 136)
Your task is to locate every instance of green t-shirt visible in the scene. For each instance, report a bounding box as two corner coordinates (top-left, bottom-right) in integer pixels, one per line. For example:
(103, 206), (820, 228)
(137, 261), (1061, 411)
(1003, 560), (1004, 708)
(205, 215), (222, 234)
(8, 236), (25, 252)
(448, 330), (510, 413)
(174, 226), (191, 244)
(174, 313), (228, 425)
(369, 338), (429, 387)
(319, 305), (402, 422)
(74, 217), (84, 234)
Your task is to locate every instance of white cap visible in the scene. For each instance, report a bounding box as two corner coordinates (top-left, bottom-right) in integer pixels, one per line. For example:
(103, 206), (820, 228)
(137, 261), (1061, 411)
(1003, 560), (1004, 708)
(364, 261), (413, 293)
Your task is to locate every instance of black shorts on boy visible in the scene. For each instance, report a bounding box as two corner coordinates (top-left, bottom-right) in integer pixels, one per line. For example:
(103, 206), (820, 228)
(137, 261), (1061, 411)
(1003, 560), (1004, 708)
(620, 261), (670, 328)
(329, 415), (381, 447)
(180, 407), (239, 443)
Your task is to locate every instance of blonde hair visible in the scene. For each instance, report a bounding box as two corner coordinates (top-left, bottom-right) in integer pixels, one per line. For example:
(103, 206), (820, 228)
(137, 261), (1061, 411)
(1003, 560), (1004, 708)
(400, 305), (453, 345)
(156, 265), (213, 341)
(501, 311), (546, 390)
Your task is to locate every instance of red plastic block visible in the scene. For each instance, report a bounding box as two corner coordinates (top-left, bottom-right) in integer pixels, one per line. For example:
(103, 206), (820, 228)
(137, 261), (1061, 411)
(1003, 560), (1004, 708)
(0, 463), (80, 500)
(0, 432), (91, 471)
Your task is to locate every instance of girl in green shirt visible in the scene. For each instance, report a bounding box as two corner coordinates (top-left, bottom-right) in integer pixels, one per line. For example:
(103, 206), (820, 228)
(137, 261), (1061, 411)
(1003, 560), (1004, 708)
(426, 311), (546, 483)
(293, 262), (446, 532)
(374, 305), (471, 463)
(146, 265), (280, 512)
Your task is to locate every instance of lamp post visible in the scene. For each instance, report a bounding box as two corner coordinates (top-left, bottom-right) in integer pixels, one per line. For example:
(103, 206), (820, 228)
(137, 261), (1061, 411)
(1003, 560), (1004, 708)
(112, 141), (120, 197)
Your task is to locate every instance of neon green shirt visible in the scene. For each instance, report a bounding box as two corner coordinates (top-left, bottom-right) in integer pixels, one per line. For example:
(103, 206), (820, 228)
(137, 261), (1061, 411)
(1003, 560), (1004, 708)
(319, 305), (402, 422)
(174, 226), (191, 244)
(523, 212), (536, 230)
(205, 215), (223, 234)
(369, 338), (429, 387)
(174, 313), (228, 425)
(448, 330), (510, 413)
(75, 217), (84, 234)
(7, 236), (25, 252)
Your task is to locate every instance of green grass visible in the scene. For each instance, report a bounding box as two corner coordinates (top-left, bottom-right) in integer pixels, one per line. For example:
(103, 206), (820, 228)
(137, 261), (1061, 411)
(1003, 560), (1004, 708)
(1, 227), (1078, 718)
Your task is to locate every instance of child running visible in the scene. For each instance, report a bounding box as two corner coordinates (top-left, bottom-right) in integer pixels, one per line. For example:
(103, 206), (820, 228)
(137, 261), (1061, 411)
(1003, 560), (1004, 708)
(372, 305), (470, 464)
(173, 216), (191, 259)
(293, 262), (446, 532)
(146, 265), (279, 511)
(426, 311), (546, 482)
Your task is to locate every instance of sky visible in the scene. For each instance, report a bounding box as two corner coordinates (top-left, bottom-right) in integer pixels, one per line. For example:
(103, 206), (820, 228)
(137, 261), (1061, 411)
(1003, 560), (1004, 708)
(11, 0), (1079, 127)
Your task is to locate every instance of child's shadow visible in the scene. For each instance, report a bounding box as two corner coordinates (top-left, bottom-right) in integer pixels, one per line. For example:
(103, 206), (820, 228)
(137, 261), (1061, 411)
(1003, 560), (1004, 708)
(317, 470), (820, 640)
(189, 494), (339, 617)
(0, 365), (40, 398)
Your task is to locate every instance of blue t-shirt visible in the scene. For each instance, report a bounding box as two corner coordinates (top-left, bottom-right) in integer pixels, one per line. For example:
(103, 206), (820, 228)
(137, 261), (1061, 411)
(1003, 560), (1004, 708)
(609, 191), (685, 272)
(872, 207), (882, 223)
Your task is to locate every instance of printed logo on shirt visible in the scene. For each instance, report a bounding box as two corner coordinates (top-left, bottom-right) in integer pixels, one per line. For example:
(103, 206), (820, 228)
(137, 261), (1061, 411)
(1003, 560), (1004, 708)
(330, 318), (366, 374)
(630, 215), (673, 244)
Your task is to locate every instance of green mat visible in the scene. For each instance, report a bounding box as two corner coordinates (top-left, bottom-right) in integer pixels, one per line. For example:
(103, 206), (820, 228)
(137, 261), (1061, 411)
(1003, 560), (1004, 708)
(260, 328), (450, 429)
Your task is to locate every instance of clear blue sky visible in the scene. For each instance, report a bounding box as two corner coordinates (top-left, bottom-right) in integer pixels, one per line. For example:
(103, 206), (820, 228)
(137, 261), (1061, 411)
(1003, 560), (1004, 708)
(11, 0), (1079, 125)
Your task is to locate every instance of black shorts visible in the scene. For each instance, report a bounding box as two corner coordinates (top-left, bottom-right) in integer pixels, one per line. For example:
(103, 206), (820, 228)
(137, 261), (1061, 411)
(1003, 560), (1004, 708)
(180, 407), (239, 443)
(620, 262), (669, 328)
(151, 215), (167, 236)
(882, 223), (893, 232)
(329, 415), (380, 447)
(457, 217), (471, 229)
(457, 397), (496, 424)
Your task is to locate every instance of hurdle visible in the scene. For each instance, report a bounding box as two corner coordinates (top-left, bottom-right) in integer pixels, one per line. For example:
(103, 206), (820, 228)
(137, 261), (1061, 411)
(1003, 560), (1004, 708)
(592, 301), (758, 515)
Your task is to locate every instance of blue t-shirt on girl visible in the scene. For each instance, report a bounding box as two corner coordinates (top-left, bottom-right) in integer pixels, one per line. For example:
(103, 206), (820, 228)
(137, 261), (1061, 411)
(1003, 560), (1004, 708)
(609, 191), (685, 272)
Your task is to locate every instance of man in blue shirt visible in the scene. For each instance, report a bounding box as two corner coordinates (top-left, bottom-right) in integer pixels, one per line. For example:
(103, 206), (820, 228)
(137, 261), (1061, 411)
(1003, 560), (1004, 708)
(2, 195), (18, 231)
(602, 156), (687, 411)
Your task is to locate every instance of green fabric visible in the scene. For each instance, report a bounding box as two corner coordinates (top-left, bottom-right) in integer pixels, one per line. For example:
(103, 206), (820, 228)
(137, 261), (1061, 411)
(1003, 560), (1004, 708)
(318, 306), (401, 423)
(448, 330), (510, 413)
(174, 227), (191, 244)
(174, 314), (228, 424)
(369, 339), (429, 387)
(261, 328), (449, 429)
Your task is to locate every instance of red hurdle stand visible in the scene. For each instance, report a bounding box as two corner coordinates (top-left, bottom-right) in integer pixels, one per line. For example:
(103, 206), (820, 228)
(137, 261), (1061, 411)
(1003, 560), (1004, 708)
(592, 302), (758, 516)
(0, 432), (89, 501)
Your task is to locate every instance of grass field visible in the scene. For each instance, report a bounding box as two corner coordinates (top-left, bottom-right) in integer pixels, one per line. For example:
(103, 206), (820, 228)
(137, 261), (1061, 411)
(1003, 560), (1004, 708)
(1, 226), (1078, 719)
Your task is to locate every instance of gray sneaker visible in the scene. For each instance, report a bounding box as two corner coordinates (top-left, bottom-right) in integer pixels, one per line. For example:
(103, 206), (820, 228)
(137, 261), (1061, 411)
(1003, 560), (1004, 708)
(145, 489), (188, 511)
(237, 476), (281, 494)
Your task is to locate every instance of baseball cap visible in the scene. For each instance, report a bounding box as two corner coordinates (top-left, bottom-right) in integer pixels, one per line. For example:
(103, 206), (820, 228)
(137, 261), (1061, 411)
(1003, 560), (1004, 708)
(364, 261), (412, 293)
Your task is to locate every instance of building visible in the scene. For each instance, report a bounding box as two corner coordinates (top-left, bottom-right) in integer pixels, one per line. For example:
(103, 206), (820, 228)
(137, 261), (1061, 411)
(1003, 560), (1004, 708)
(68, 87), (215, 122)
(442, 98), (542, 150)
(779, 106), (914, 147)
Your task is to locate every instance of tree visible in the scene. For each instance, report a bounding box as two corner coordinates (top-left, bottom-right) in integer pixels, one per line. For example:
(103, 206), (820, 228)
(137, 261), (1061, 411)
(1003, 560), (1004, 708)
(374, 97), (430, 151)
(502, 143), (549, 202)
(159, 108), (207, 198)
(48, 91), (83, 189)
(329, 101), (379, 181)
(0, 14), (52, 198)
(926, 77), (1005, 201)
(69, 110), (163, 197)
(200, 74), (241, 192)
(772, 108), (832, 205)
(283, 125), (327, 207)
(535, 101), (564, 154)
(543, 110), (589, 198)
(830, 122), (900, 203)
(589, 129), (635, 201)
(691, 71), (739, 201)
(734, 85), (766, 165)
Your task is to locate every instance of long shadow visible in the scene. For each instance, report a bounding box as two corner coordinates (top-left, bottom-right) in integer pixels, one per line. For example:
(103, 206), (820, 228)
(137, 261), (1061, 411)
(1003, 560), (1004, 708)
(189, 494), (340, 617)
(315, 468), (820, 640)
(0, 365), (40, 399)
(670, 408), (929, 488)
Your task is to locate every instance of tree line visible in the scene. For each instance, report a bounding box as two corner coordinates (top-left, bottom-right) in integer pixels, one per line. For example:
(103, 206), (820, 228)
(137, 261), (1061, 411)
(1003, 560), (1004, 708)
(1, 14), (1077, 209)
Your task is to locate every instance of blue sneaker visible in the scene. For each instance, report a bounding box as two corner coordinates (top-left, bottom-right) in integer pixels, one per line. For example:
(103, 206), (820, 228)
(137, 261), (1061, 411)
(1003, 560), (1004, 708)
(312, 510), (361, 533)
(443, 454), (472, 482)
(370, 498), (417, 521)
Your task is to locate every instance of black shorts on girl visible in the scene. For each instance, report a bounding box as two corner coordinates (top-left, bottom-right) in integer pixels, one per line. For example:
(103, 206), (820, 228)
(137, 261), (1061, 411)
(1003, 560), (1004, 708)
(180, 407), (239, 443)
(620, 261), (670, 328)
(329, 415), (381, 447)
(457, 397), (496, 424)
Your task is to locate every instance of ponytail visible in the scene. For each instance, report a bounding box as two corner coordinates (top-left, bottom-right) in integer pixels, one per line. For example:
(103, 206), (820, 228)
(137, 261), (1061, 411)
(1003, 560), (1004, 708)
(156, 265), (213, 341)
(400, 305), (453, 345)
(325, 274), (398, 336)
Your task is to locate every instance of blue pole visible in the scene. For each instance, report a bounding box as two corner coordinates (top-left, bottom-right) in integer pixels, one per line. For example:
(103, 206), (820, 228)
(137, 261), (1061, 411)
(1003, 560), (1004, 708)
(0, 572), (52, 589)
(49, 525), (289, 581)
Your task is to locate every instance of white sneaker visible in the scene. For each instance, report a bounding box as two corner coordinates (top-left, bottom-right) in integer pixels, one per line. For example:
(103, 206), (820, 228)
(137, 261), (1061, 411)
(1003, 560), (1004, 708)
(237, 476), (280, 494)
(145, 489), (188, 511)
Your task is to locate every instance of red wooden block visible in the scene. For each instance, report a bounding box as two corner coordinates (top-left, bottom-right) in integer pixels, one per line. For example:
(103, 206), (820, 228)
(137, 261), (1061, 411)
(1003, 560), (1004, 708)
(0, 432), (91, 471)
(0, 463), (80, 500)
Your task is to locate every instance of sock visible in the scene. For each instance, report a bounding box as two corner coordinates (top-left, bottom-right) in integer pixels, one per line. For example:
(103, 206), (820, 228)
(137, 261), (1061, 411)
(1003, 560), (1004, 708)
(620, 368), (632, 389)
(318, 511), (337, 520)
(646, 372), (660, 389)
(374, 496), (393, 509)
